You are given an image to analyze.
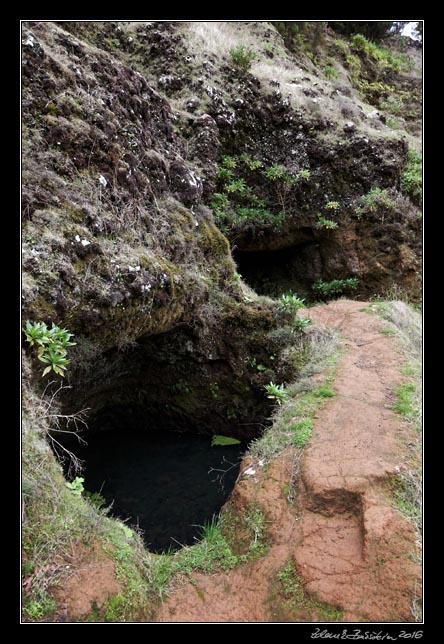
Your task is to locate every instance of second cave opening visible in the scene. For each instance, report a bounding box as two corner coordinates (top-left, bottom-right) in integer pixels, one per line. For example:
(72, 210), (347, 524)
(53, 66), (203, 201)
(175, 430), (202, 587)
(233, 242), (321, 297)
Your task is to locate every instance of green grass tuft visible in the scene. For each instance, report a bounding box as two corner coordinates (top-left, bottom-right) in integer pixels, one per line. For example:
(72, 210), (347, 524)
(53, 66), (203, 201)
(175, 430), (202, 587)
(22, 591), (57, 621)
(272, 559), (343, 621)
(313, 386), (336, 398)
(401, 150), (422, 204)
(290, 418), (313, 447)
(390, 382), (416, 419)
(380, 326), (396, 335)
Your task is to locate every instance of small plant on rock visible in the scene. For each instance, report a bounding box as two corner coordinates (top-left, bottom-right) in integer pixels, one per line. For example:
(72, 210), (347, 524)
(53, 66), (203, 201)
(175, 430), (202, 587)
(401, 150), (422, 204)
(323, 65), (339, 80)
(211, 153), (287, 234)
(355, 187), (397, 220)
(316, 216), (338, 230)
(225, 178), (249, 195)
(264, 382), (289, 405)
(239, 153), (262, 170)
(313, 277), (359, 299)
(298, 169), (311, 180)
(65, 476), (85, 496)
(293, 316), (312, 332)
(279, 293), (305, 314)
(264, 163), (299, 215)
(229, 45), (257, 72)
(221, 155), (238, 169)
(216, 167), (234, 184)
(264, 163), (293, 183)
(23, 320), (76, 377)
(83, 490), (107, 509)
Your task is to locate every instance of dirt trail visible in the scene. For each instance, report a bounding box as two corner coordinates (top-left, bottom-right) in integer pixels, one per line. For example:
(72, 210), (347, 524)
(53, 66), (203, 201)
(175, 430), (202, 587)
(155, 300), (421, 623)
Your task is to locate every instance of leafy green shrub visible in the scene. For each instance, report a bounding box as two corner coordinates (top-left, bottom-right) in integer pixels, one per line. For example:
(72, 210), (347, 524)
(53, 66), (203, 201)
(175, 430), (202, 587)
(23, 320), (76, 377)
(316, 216), (338, 230)
(323, 65), (338, 80)
(333, 38), (349, 55)
(298, 169), (311, 180)
(334, 28), (409, 108)
(216, 166), (234, 183)
(293, 316), (312, 332)
(345, 54), (362, 77)
(279, 293), (305, 314)
(316, 201), (340, 230)
(263, 164), (300, 216)
(380, 97), (404, 114)
(221, 155), (238, 169)
(386, 116), (401, 129)
(239, 153), (262, 170)
(355, 187), (397, 219)
(211, 154), (290, 234)
(65, 476), (85, 496)
(264, 163), (295, 183)
(210, 192), (229, 214)
(229, 45), (257, 72)
(350, 34), (405, 72)
(235, 207), (274, 220)
(264, 382), (289, 405)
(401, 150), (422, 204)
(83, 490), (107, 509)
(351, 33), (371, 50)
(215, 208), (284, 235)
(225, 178), (249, 195)
(211, 154), (311, 235)
(313, 277), (359, 298)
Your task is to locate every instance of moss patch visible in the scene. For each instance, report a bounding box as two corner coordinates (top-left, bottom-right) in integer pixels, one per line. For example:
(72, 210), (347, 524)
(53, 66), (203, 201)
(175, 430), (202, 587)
(268, 559), (343, 622)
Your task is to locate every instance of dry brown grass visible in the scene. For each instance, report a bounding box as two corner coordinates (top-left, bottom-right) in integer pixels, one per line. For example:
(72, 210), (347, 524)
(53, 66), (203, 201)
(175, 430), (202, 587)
(381, 300), (422, 362)
(180, 22), (278, 63)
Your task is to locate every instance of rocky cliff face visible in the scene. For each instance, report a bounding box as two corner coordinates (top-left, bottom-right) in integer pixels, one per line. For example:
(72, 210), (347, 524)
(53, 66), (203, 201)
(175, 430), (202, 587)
(21, 21), (309, 439)
(22, 21), (421, 423)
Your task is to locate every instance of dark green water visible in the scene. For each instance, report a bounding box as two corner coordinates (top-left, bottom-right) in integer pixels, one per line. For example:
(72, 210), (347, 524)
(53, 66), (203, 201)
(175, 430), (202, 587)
(78, 430), (244, 553)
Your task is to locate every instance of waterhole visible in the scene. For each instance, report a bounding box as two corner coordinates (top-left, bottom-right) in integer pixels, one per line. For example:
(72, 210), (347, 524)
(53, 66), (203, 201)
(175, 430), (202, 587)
(76, 429), (244, 553)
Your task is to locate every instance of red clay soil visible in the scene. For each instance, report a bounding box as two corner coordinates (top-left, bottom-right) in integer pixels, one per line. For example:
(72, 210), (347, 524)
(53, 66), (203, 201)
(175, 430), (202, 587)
(51, 542), (122, 622)
(155, 300), (421, 623)
(48, 300), (421, 623)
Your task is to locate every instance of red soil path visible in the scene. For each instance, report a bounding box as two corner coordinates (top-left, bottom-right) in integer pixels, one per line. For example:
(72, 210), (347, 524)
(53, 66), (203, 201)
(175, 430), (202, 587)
(155, 300), (421, 623)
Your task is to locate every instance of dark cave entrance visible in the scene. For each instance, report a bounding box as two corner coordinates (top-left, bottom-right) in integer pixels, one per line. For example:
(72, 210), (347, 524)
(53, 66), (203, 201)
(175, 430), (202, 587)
(73, 411), (245, 553)
(57, 324), (269, 553)
(233, 242), (321, 298)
